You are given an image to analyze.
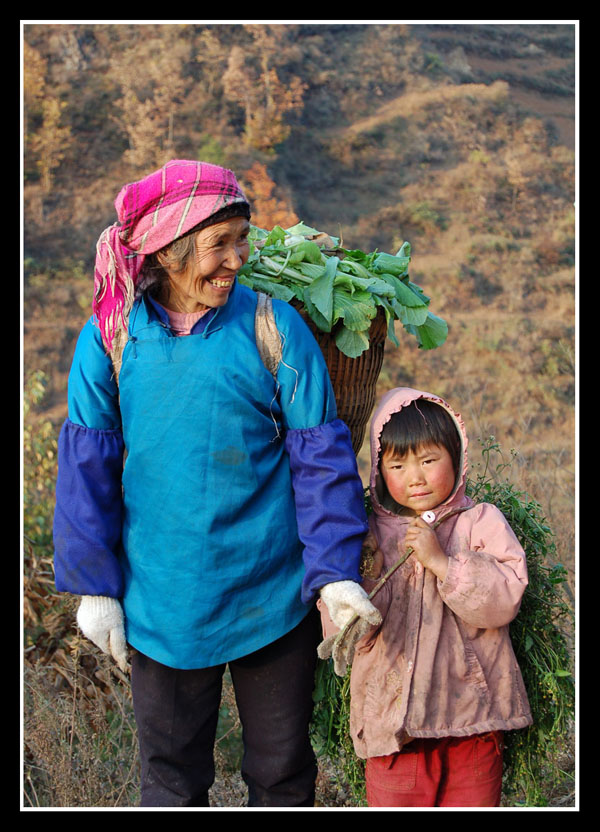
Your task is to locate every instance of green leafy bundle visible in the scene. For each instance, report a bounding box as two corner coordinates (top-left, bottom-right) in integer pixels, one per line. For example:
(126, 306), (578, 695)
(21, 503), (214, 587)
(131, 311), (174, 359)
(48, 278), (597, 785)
(466, 439), (574, 806)
(311, 439), (574, 807)
(238, 222), (448, 358)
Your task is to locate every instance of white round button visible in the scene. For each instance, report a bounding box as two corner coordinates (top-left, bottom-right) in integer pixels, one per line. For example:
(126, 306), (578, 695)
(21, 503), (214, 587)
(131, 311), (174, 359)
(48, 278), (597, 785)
(421, 511), (436, 524)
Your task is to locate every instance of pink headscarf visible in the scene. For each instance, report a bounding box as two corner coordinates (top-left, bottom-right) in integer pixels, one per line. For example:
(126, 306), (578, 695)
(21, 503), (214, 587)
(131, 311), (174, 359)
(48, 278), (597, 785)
(94, 160), (249, 351)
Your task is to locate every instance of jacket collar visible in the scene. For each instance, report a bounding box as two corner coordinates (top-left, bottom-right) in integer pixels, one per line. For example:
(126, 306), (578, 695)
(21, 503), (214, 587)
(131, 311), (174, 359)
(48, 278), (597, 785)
(131, 285), (240, 337)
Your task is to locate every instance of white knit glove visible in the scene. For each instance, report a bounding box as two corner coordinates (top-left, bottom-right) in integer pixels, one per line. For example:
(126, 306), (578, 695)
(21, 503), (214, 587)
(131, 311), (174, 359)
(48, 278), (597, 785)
(319, 580), (382, 631)
(76, 595), (129, 673)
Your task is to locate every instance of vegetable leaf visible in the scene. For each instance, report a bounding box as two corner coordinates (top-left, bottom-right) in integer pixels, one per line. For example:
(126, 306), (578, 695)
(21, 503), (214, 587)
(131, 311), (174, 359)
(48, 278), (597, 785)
(285, 221), (322, 237)
(334, 325), (371, 358)
(288, 240), (324, 265)
(238, 274), (296, 302)
(333, 289), (377, 332)
(304, 256), (338, 328)
(379, 273), (428, 308)
(372, 251), (411, 276)
(396, 241), (411, 259)
(375, 297), (400, 347)
(395, 302), (429, 327)
(302, 292), (333, 333)
(263, 225), (287, 246)
(407, 312), (449, 350)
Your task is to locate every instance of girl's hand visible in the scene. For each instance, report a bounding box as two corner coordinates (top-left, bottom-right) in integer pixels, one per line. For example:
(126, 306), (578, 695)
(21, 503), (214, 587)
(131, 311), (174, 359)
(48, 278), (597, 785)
(403, 516), (449, 581)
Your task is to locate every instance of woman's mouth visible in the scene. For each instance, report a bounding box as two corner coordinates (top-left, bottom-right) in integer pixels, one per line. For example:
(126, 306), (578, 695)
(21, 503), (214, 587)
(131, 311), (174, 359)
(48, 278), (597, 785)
(207, 276), (234, 289)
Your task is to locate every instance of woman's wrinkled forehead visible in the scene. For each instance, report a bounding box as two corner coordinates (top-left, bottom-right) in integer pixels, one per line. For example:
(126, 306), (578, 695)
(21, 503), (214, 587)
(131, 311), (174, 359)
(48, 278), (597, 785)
(196, 216), (250, 245)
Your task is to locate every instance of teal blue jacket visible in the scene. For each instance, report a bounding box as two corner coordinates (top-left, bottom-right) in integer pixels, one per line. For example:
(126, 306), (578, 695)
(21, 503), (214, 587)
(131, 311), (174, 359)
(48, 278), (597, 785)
(54, 281), (368, 669)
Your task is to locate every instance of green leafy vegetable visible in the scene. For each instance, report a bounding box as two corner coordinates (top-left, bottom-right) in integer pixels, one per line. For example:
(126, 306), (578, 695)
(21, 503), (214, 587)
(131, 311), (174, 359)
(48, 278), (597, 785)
(333, 289), (378, 334)
(405, 312), (449, 350)
(304, 256), (339, 329)
(335, 326), (371, 359)
(239, 222), (447, 357)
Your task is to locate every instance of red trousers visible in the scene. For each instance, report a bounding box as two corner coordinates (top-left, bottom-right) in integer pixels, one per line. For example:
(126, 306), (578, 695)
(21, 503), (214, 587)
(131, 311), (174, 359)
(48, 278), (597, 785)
(365, 732), (503, 807)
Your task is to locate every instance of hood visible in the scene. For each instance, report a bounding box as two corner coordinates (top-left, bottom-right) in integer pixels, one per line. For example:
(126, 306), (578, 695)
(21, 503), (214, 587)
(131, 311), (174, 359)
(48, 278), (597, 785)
(369, 387), (472, 519)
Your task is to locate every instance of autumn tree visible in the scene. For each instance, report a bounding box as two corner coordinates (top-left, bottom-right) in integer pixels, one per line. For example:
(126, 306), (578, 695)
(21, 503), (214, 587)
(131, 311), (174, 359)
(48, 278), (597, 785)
(109, 26), (191, 171)
(194, 27), (228, 99)
(24, 40), (73, 194)
(23, 41), (46, 142)
(222, 26), (306, 152)
(241, 162), (298, 230)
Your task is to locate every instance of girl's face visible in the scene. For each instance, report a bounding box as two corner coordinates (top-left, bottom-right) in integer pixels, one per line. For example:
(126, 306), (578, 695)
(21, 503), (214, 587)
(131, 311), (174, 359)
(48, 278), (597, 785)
(380, 442), (456, 515)
(162, 216), (250, 312)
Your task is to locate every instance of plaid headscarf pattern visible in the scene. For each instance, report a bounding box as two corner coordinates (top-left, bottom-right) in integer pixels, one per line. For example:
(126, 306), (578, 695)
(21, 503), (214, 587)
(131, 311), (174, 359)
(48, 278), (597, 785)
(94, 160), (249, 351)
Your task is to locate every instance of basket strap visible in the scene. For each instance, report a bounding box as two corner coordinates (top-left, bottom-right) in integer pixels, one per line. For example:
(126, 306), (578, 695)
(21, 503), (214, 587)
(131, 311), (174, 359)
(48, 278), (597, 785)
(255, 292), (282, 379)
(108, 322), (127, 387)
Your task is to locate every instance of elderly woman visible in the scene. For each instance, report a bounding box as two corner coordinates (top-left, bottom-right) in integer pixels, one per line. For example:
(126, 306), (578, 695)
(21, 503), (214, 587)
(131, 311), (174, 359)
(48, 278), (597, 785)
(53, 160), (380, 808)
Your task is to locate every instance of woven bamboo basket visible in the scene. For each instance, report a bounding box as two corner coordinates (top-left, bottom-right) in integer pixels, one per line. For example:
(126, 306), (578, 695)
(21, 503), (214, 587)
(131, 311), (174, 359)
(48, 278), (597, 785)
(293, 303), (387, 455)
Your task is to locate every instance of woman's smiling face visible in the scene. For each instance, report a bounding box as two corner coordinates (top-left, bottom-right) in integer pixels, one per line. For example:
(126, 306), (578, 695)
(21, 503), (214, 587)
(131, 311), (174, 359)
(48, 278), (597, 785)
(161, 216), (250, 312)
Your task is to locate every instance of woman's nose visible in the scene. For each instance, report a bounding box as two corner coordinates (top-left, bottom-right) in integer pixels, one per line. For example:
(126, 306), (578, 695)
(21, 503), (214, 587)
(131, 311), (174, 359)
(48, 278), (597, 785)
(225, 242), (249, 271)
(223, 244), (243, 269)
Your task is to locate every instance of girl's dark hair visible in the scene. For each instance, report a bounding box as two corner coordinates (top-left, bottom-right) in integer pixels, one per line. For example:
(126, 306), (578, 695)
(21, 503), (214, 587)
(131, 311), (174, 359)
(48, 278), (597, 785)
(379, 399), (461, 477)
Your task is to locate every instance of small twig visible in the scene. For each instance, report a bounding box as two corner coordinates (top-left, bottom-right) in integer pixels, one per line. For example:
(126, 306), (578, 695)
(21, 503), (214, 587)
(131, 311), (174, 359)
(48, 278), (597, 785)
(365, 550), (412, 602)
(334, 506), (471, 648)
(216, 720), (241, 746)
(24, 769), (41, 808)
(68, 636), (82, 774)
(106, 752), (140, 807)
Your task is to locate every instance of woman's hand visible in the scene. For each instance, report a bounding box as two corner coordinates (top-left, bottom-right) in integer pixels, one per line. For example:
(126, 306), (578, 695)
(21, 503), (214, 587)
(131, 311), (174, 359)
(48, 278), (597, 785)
(77, 595), (129, 673)
(404, 516), (449, 582)
(319, 580), (382, 630)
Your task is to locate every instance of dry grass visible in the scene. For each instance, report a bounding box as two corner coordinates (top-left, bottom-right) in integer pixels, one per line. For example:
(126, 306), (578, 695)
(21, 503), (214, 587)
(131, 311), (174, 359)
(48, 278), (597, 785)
(23, 656), (139, 808)
(23, 651), (359, 808)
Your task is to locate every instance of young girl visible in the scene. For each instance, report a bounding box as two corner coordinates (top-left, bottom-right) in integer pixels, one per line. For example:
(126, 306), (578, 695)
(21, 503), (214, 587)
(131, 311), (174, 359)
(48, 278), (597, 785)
(318, 387), (532, 807)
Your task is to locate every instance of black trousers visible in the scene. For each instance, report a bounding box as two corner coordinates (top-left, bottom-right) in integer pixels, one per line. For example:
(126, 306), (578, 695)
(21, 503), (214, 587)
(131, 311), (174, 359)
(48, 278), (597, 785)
(130, 606), (321, 807)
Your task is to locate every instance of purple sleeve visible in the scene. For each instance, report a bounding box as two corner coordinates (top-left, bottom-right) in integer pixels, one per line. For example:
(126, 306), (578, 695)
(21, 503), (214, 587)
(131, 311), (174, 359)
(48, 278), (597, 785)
(53, 419), (125, 596)
(285, 418), (368, 603)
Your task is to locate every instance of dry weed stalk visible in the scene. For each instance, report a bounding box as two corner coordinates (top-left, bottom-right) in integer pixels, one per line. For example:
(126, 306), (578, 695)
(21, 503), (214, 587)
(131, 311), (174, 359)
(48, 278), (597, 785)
(23, 652), (139, 807)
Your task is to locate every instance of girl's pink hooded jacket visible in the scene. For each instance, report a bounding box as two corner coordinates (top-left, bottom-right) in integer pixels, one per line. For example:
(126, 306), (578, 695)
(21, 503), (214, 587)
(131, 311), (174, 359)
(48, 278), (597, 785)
(319, 387), (532, 760)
